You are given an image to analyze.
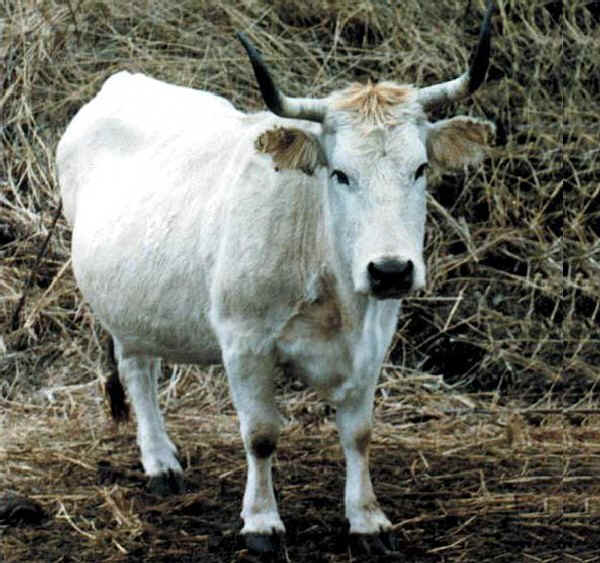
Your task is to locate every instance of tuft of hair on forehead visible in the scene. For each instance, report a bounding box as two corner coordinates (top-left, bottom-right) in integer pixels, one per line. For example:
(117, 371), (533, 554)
(332, 81), (417, 126)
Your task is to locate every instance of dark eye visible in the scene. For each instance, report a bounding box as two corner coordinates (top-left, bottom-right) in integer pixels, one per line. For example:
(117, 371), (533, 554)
(415, 163), (429, 180)
(331, 169), (350, 185)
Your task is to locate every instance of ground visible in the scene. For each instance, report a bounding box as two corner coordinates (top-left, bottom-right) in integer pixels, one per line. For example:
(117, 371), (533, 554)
(1, 365), (598, 562)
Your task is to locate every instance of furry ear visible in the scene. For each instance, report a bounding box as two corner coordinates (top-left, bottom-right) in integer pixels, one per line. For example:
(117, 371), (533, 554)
(255, 126), (326, 175)
(426, 116), (495, 170)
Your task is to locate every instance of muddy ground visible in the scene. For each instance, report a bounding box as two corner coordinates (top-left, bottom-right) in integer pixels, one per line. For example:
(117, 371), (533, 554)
(1, 369), (598, 562)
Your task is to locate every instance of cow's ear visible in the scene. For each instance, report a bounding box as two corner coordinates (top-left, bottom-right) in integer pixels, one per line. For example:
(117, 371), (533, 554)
(426, 116), (495, 170)
(255, 127), (326, 175)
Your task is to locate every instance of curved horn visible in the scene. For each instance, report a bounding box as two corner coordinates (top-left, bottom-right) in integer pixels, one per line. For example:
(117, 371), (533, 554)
(417, 0), (495, 108)
(237, 32), (327, 123)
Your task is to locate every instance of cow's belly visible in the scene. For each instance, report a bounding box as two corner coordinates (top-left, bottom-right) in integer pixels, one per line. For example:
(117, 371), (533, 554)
(111, 327), (222, 365)
(88, 295), (223, 365)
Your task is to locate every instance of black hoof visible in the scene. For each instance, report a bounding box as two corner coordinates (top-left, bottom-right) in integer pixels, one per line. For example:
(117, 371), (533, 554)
(147, 469), (184, 496)
(245, 532), (283, 555)
(350, 530), (399, 555)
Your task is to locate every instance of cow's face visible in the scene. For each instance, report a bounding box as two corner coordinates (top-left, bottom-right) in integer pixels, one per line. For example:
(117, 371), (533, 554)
(319, 82), (494, 298)
(321, 85), (427, 297)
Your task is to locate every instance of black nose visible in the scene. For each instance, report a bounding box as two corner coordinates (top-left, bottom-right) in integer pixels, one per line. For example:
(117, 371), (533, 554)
(367, 259), (414, 298)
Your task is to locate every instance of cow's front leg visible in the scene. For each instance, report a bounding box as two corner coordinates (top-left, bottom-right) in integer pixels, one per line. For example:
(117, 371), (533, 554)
(335, 387), (396, 553)
(222, 347), (284, 553)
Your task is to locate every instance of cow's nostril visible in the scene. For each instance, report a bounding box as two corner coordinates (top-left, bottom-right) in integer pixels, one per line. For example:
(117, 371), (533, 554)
(368, 259), (412, 278)
(367, 259), (414, 298)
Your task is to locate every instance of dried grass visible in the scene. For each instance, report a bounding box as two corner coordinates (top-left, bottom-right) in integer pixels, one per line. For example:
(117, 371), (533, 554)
(1, 0), (598, 561)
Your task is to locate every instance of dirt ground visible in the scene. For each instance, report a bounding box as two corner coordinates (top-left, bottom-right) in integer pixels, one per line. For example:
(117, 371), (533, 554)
(1, 0), (598, 561)
(1, 367), (598, 562)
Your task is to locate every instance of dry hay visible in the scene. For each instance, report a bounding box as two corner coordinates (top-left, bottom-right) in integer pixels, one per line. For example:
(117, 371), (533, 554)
(1, 372), (598, 561)
(1, 0), (598, 561)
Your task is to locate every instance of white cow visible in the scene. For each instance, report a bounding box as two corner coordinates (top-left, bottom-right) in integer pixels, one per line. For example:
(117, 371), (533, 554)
(57, 2), (496, 554)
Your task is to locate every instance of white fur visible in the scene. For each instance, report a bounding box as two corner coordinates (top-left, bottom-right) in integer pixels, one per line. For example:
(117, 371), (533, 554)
(57, 71), (492, 536)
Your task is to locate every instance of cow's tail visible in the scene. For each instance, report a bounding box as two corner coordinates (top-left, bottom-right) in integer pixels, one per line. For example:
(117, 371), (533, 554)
(105, 337), (130, 423)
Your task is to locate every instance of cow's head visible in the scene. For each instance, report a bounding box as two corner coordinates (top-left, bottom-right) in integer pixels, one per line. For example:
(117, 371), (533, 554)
(238, 1), (496, 299)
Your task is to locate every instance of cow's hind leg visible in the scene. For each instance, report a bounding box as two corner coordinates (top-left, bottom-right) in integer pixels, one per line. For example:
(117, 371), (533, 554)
(111, 338), (183, 495)
(222, 346), (284, 554)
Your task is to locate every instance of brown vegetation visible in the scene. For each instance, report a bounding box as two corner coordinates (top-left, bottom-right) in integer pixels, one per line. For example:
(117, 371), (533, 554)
(0, 0), (597, 561)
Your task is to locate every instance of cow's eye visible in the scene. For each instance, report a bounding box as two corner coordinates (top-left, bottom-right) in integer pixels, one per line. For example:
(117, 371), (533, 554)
(415, 163), (429, 180)
(331, 169), (350, 185)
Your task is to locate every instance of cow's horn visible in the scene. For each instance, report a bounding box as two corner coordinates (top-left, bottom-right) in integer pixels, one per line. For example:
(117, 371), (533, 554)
(417, 0), (495, 108)
(237, 32), (328, 123)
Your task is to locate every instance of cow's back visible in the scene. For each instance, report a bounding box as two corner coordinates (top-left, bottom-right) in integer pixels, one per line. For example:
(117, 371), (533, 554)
(57, 71), (241, 225)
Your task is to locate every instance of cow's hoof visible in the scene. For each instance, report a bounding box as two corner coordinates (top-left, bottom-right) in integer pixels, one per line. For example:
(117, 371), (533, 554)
(350, 530), (399, 555)
(245, 532), (283, 555)
(147, 469), (184, 496)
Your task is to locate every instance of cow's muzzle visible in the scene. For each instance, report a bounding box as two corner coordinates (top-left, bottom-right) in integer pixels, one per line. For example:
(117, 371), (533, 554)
(367, 259), (414, 299)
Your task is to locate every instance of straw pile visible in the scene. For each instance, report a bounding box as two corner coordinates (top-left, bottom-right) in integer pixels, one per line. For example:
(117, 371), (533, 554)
(1, 1), (597, 561)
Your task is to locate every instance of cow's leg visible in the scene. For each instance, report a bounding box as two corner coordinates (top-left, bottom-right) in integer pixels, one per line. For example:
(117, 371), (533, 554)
(113, 339), (183, 495)
(222, 347), (284, 552)
(335, 386), (396, 553)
